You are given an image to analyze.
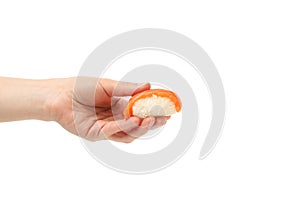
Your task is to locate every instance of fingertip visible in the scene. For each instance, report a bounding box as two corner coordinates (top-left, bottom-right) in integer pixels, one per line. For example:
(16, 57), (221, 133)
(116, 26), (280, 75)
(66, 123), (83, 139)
(144, 82), (151, 89)
(156, 116), (168, 126)
(133, 82), (151, 95)
(141, 117), (155, 128)
(128, 117), (141, 125)
(140, 82), (151, 89)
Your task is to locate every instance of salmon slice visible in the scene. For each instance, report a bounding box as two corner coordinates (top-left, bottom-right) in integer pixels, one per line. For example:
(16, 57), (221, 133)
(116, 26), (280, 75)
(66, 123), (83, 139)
(124, 89), (182, 119)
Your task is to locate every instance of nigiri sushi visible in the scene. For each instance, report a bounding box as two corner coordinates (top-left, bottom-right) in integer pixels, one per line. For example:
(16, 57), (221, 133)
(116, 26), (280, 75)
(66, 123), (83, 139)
(124, 89), (182, 119)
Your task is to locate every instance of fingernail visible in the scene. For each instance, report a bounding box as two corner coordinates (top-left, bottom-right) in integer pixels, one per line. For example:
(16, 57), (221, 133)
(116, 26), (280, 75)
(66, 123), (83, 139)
(140, 83), (149, 89)
(139, 82), (149, 86)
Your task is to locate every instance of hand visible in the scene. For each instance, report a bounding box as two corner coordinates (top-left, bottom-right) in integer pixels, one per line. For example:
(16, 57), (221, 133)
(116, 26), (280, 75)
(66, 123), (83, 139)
(50, 77), (170, 142)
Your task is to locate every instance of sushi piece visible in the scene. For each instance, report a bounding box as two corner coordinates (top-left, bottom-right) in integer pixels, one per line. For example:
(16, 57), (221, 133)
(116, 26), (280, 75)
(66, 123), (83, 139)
(124, 89), (182, 119)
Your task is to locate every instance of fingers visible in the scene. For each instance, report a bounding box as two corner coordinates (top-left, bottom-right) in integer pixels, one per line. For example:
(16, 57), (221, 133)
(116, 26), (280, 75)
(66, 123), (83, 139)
(107, 116), (170, 143)
(92, 116), (170, 143)
(126, 116), (169, 138)
(101, 117), (141, 137)
(107, 134), (136, 143)
(149, 116), (170, 130)
(99, 78), (150, 97)
(106, 117), (154, 143)
(126, 117), (155, 138)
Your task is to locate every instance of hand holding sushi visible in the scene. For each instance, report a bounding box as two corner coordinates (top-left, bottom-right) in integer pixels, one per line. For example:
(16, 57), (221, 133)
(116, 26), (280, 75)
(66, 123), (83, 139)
(0, 77), (180, 143)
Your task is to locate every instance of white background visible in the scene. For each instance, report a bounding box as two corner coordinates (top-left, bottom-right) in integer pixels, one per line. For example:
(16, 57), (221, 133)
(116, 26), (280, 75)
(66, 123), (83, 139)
(0, 0), (299, 199)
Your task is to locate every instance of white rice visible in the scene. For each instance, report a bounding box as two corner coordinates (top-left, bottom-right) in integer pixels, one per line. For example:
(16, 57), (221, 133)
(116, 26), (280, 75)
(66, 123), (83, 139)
(132, 94), (177, 118)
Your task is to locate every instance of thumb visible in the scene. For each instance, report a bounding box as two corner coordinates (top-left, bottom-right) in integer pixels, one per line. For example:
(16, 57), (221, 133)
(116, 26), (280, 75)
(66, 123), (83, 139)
(99, 78), (151, 97)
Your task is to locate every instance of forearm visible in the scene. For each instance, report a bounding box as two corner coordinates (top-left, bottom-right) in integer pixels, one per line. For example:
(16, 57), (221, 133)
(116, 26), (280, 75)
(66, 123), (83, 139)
(0, 77), (65, 122)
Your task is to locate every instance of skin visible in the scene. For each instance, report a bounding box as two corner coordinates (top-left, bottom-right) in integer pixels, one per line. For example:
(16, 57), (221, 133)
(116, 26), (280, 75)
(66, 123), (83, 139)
(0, 77), (170, 143)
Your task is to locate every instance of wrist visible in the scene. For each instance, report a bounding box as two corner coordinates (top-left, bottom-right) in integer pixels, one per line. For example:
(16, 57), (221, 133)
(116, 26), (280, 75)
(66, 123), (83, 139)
(23, 79), (61, 121)
(17, 78), (74, 121)
(40, 78), (75, 122)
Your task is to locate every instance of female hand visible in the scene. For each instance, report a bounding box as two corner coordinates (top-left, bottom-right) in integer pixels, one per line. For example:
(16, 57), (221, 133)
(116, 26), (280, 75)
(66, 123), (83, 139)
(48, 77), (170, 142)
